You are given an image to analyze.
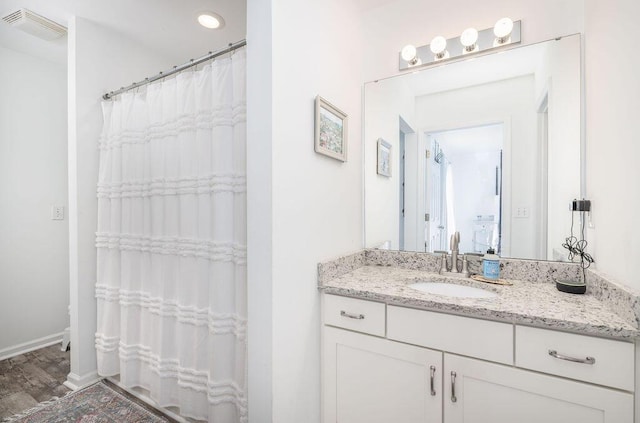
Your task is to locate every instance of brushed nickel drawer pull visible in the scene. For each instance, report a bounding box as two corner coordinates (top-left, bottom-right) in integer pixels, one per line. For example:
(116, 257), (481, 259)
(429, 366), (436, 396)
(340, 310), (365, 320)
(450, 371), (457, 403)
(548, 349), (596, 365)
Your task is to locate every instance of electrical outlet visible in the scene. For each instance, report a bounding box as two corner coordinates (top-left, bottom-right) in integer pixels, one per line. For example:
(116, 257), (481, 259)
(515, 207), (530, 218)
(51, 205), (64, 220)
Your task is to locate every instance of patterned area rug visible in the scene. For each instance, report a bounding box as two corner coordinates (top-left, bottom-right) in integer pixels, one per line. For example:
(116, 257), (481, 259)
(2, 381), (171, 422)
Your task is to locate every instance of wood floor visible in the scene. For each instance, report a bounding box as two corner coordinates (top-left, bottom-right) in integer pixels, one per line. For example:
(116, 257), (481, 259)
(0, 344), (70, 419)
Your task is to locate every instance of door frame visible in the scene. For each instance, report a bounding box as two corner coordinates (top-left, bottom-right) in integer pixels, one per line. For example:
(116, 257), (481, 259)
(417, 117), (512, 256)
(536, 81), (550, 260)
(399, 115), (417, 251)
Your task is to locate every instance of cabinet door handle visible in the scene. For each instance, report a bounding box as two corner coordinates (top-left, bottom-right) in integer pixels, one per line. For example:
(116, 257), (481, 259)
(340, 310), (365, 320)
(429, 366), (436, 396)
(450, 371), (457, 403)
(548, 349), (596, 365)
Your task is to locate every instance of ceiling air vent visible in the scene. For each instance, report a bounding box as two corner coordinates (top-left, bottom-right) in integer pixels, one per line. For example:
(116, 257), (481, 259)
(1, 9), (67, 40)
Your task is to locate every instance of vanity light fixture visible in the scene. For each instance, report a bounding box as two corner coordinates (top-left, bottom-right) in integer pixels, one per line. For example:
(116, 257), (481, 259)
(401, 44), (420, 66)
(430, 36), (449, 60)
(460, 28), (479, 54)
(197, 11), (225, 29)
(493, 17), (514, 46)
(398, 18), (521, 71)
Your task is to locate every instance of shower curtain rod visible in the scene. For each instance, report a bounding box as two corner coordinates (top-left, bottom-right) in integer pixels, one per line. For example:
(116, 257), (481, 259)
(102, 39), (247, 100)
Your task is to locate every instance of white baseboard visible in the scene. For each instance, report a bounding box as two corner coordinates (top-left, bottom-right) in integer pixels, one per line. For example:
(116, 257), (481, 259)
(64, 371), (100, 390)
(0, 332), (64, 361)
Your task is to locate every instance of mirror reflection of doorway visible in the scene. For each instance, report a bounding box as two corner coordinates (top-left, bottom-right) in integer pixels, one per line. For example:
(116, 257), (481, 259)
(425, 123), (503, 254)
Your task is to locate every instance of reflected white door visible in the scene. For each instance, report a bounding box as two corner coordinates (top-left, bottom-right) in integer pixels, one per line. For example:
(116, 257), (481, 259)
(427, 135), (446, 252)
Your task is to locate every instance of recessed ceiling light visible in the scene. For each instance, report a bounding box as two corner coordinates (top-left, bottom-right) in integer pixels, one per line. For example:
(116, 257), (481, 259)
(197, 12), (225, 29)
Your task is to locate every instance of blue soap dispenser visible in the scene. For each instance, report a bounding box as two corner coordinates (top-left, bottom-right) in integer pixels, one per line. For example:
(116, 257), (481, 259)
(482, 248), (500, 280)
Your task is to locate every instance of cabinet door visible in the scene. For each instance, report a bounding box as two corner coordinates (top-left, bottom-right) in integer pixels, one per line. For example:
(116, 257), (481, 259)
(444, 354), (633, 423)
(323, 326), (442, 423)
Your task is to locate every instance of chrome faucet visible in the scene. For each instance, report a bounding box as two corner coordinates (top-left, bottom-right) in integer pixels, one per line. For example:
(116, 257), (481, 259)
(450, 232), (460, 273)
(437, 232), (470, 277)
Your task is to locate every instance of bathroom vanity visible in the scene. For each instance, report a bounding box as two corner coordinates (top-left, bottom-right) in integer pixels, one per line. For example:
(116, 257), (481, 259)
(318, 250), (639, 423)
(344, 24), (638, 422)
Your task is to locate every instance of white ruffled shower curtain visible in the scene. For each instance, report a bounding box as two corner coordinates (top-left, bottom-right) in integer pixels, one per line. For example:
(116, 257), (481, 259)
(95, 49), (247, 422)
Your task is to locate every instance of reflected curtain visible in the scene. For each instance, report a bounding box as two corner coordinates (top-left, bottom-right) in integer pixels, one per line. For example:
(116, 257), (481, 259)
(95, 49), (247, 422)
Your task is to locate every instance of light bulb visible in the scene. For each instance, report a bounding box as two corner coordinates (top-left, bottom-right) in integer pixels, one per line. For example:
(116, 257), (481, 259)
(430, 36), (448, 60)
(494, 17), (513, 44)
(430, 36), (447, 55)
(401, 44), (418, 64)
(460, 28), (479, 53)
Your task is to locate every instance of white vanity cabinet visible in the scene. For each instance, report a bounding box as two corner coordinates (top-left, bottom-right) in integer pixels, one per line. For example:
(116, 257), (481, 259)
(444, 354), (633, 423)
(321, 294), (635, 423)
(323, 327), (442, 423)
(322, 294), (442, 422)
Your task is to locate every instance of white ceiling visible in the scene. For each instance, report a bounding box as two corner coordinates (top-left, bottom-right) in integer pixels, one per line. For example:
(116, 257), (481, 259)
(352, 0), (398, 12)
(0, 0), (247, 65)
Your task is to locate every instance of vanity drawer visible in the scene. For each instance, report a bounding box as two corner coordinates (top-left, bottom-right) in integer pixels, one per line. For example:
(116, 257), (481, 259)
(387, 306), (513, 364)
(323, 294), (386, 337)
(515, 326), (635, 391)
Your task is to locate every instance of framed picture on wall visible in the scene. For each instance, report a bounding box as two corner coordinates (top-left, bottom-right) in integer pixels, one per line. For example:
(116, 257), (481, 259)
(315, 96), (348, 162)
(377, 138), (392, 177)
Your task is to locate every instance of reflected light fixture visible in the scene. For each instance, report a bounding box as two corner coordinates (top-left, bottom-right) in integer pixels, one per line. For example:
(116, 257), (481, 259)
(401, 44), (420, 66)
(460, 28), (479, 54)
(430, 36), (449, 60)
(197, 12), (225, 29)
(493, 17), (513, 45)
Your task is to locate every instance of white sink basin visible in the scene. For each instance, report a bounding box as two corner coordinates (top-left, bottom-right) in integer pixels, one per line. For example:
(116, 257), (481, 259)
(408, 282), (498, 299)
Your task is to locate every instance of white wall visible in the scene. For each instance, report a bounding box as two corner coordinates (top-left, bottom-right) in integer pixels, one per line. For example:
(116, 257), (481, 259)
(584, 0), (640, 289)
(246, 0), (364, 421)
(246, 0), (273, 418)
(271, 0), (364, 420)
(67, 17), (172, 387)
(0, 46), (69, 355)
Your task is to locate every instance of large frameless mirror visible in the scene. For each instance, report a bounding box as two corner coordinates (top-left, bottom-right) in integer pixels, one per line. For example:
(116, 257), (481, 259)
(364, 34), (581, 261)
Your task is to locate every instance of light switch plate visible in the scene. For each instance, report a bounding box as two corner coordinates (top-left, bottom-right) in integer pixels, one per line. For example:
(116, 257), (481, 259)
(51, 205), (64, 220)
(515, 207), (530, 218)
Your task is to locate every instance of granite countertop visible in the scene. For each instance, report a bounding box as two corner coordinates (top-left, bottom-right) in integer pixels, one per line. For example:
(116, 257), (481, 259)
(320, 264), (640, 340)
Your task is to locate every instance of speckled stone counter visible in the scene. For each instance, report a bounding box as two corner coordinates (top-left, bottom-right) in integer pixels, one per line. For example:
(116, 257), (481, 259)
(318, 250), (640, 340)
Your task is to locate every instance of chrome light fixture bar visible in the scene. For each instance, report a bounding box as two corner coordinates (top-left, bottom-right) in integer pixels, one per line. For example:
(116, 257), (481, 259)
(399, 19), (521, 71)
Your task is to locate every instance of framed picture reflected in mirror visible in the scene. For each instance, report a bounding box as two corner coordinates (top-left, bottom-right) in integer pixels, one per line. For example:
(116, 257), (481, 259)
(377, 138), (391, 177)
